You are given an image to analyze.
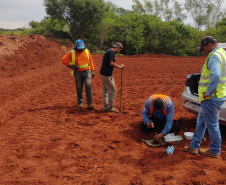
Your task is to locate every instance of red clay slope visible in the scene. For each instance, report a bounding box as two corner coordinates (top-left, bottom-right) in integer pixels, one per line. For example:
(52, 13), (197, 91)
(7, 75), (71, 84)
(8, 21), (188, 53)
(0, 34), (226, 184)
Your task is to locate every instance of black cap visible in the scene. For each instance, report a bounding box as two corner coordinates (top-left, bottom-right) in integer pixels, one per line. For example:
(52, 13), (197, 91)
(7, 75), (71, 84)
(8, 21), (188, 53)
(198, 36), (217, 52)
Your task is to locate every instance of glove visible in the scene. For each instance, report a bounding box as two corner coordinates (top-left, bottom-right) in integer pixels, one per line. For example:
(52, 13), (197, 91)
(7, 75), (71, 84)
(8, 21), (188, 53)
(92, 71), (95, 78)
(68, 65), (78, 70)
(166, 146), (175, 155)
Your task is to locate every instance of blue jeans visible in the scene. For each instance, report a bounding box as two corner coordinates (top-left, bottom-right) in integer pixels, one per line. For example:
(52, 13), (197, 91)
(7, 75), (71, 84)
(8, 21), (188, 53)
(190, 99), (224, 155)
(74, 70), (92, 104)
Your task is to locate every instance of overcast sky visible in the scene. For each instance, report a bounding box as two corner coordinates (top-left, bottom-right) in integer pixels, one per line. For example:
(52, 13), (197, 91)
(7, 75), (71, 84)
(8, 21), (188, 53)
(0, 0), (225, 29)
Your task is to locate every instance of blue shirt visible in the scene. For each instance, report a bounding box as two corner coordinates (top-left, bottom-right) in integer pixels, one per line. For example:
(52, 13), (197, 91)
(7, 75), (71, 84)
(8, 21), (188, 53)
(141, 97), (175, 135)
(205, 46), (226, 101)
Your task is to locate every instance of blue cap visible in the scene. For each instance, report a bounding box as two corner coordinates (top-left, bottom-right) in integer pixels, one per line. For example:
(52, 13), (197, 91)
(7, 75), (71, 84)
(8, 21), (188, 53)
(73, 39), (85, 49)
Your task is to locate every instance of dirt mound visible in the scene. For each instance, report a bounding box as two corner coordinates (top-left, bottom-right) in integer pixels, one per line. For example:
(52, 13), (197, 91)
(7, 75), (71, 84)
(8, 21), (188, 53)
(0, 34), (67, 78)
(0, 35), (226, 184)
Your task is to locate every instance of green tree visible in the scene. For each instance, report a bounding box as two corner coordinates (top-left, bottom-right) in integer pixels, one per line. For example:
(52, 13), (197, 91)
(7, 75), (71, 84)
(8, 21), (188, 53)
(111, 13), (160, 55)
(97, 18), (114, 50)
(111, 14), (146, 54)
(216, 18), (226, 28)
(207, 25), (226, 42)
(173, 1), (187, 23)
(142, 0), (186, 23)
(149, 22), (187, 56)
(132, 0), (145, 14)
(115, 8), (132, 16)
(143, 0), (154, 14)
(185, 0), (226, 29)
(141, 14), (161, 53)
(169, 20), (191, 39)
(206, 0), (226, 28)
(105, 1), (132, 16)
(29, 18), (66, 31)
(105, 0), (118, 13)
(152, 0), (170, 17)
(43, 0), (107, 41)
(29, 20), (39, 28)
(184, 0), (207, 30)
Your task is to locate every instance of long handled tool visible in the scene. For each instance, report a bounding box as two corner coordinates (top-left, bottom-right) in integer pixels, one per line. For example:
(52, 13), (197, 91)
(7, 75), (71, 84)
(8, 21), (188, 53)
(120, 68), (123, 112)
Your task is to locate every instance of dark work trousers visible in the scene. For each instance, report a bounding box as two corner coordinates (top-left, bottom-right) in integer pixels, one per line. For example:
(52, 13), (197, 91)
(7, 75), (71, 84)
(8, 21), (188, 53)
(140, 117), (182, 134)
(74, 70), (92, 104)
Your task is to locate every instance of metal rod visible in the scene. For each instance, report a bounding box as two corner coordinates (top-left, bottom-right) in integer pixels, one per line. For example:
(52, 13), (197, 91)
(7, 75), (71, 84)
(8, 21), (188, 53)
(120, 68), (123, 112)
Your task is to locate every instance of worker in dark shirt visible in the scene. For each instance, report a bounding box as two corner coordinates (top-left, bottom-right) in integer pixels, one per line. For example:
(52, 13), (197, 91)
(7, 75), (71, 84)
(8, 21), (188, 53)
(100, 42), (124, 113)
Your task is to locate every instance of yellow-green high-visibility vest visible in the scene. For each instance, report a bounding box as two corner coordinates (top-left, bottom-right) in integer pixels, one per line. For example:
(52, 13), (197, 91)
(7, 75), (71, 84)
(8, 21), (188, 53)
(198, 48), (226, 101)
(70, 49), (90, 75)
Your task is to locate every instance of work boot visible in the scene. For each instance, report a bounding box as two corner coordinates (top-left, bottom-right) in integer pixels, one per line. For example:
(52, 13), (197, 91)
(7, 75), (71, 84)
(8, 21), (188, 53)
(78, 103), (83, 108)
(184, 146), (198, 155)
(88, 103), (93, 109)
(109, 107), (119, 113)
(198, 148), (220, 159)
(105, 107), (119, 113)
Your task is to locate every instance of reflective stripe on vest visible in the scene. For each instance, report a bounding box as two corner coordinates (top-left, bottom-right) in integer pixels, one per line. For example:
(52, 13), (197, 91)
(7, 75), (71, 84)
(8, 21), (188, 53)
(199, 51), (226, 86)
(70, 49), (90, 75)
(149, 94), (177, 120)
(198, 48), (226, 101)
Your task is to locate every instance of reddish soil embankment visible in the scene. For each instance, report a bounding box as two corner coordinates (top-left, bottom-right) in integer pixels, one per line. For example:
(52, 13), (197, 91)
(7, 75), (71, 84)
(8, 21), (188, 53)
(0, 34), (226, 184)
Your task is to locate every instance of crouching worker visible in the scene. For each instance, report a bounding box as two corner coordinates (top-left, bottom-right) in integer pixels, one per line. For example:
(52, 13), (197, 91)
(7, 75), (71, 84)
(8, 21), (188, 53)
(141, 94), (182, 140)
(61, 39), (95, 109)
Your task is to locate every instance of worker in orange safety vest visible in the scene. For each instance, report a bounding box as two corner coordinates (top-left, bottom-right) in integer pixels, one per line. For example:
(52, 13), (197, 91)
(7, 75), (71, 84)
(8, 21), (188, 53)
(141, 94), (182, 140)
(61, 39), (95, 109)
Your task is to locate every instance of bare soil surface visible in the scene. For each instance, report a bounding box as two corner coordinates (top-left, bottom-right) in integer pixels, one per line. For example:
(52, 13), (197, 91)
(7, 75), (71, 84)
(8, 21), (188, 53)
(0, 34), (226, 184)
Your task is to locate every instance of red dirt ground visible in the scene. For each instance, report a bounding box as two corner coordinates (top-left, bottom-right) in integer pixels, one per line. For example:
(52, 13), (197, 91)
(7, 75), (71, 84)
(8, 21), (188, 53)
(0, 34), (226, 184)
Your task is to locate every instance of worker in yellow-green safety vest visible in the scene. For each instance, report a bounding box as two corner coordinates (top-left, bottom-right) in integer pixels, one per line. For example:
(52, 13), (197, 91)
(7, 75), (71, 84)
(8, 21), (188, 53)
(184, 36), (226, 159)
(61, 39), (95, 109)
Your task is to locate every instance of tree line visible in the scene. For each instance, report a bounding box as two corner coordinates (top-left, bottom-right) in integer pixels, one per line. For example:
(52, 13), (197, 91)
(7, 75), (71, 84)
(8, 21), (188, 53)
(28, 0), (226, 56)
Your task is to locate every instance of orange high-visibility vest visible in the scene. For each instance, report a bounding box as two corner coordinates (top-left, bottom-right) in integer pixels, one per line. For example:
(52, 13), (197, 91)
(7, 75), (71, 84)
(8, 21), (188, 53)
(149, 94), (177, 120)
(70, 49), (90, 75)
